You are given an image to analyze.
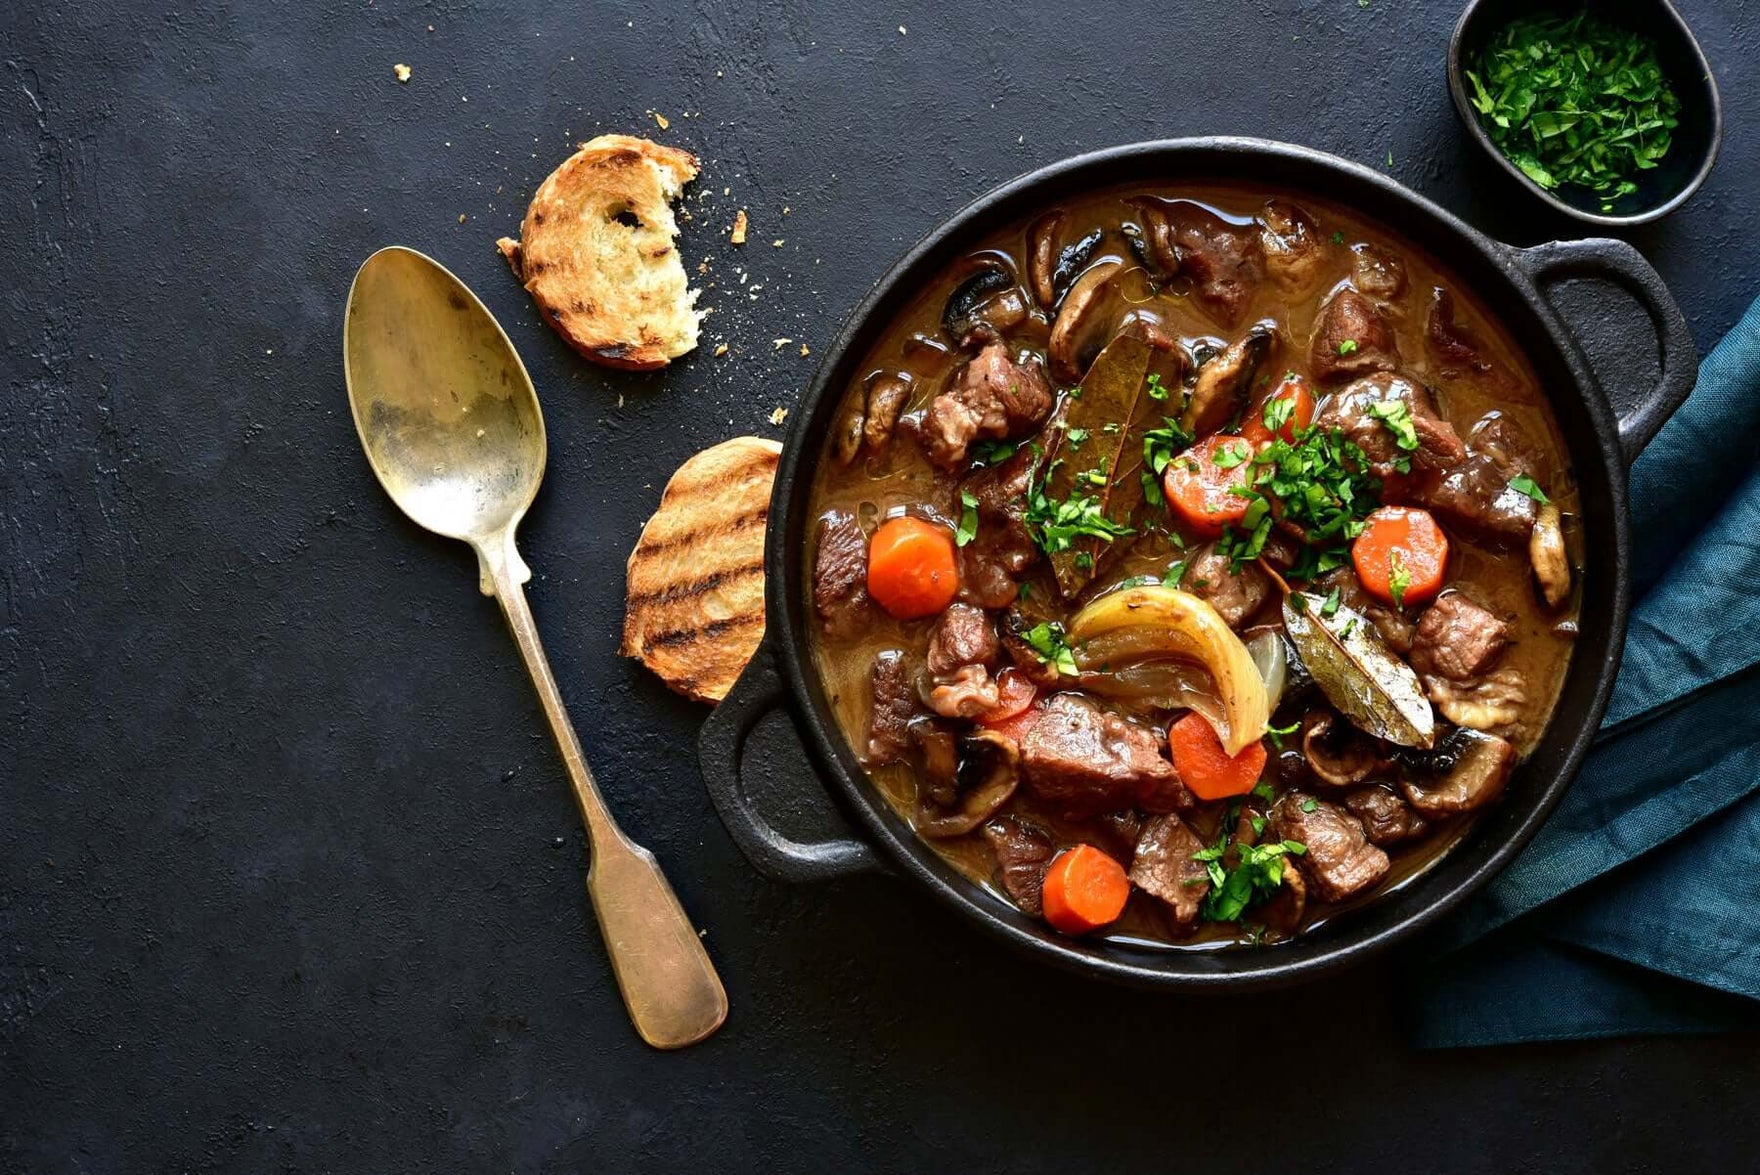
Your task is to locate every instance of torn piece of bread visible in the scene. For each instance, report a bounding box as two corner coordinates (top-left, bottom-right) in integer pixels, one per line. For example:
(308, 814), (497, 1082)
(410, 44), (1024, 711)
(497, 134), (702, 370)
(622, 437), (780, 702)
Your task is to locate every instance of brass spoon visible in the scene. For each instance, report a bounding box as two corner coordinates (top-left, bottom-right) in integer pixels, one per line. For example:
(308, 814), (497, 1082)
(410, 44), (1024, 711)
(342, 246), (727, 1049)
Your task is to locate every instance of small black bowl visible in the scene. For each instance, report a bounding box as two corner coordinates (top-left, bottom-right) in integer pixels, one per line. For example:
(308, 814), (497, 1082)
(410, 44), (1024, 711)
(1447, 0), (1722, 227)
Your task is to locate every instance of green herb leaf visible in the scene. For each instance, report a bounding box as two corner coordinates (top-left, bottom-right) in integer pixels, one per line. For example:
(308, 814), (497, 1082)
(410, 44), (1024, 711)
(1336, 338), (1360, 357)
(1020, 620), (1079, 676)
(1301, 797), (1319, 813)
(955, 489), (980, 548)
(1365, 399), (1421, 452)
(1389, 549), (1411, 611)
(1509, 473), (1551, 504)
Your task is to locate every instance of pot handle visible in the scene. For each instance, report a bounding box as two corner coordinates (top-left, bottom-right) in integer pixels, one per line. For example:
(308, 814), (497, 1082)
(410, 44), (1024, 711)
(698, 640), (883, 882)
(1511, 239), (1697, 466)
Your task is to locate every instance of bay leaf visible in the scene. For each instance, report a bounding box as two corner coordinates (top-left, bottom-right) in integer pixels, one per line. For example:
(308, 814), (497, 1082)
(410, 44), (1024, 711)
(1042, 330), (1153, 597)
(1282, 591), (1435, 749)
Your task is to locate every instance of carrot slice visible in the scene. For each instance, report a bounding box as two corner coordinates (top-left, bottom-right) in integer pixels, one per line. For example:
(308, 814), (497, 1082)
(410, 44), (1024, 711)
(977, 667), (1037, 726)
(1167, 710), (1269, 801)
(1352, 505), (1449, 609)
(1162, 434), (1255, 537)
(1241, 373), (1315, 445)
(1040, 845), (1130, 935)
(866, 516), (960, 619)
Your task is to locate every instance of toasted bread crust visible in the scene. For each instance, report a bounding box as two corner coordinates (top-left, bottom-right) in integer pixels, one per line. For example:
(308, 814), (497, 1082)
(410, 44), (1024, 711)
(622, 437), (781, 702)
(502, 134), (702, 371)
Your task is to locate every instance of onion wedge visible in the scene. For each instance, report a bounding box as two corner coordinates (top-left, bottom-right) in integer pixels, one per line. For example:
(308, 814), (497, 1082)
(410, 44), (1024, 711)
(1066, 585), (1270, 756)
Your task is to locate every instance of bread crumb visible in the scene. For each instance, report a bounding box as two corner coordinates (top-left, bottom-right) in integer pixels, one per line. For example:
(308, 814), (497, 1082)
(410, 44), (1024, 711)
(899, 25), (907, 34)
(651, 111), (670, 130)
(772, 338), (793, 350)
(782, 206), (791, 215)
(457, 213), (466, 223)
(799, 344), (810, 357)
(769, 407), (789, 425)
(394, 63), (412, 82)
(730, 210), (748, 244)
(714, 343), (729, 356)
(771, 239), (785, 247)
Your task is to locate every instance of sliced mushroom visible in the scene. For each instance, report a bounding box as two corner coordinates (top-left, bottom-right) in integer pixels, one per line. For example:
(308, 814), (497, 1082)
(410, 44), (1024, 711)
(1399, 728), (1516, 817)
(1027, 211), (1065, 308)
(1258, 858), (1307, 940)
(1301, 709), (1378, 787)
(1259, 199), (1326, 294)
(1127, 201), (1177, 279)
(1351, 242), (1407, 300)
(833, 398), (866, 465)
(1183, 321), (1275, 437)
(917, 728), (1022, 838)
(943, 262), (1014, 345)
(1052, 230), (1103, 306)
(1530, 503), (1570, 608)
(1048, 258), (1125, 383)
(911, 719), (960, 808)
(1424, 667), (1527, 735)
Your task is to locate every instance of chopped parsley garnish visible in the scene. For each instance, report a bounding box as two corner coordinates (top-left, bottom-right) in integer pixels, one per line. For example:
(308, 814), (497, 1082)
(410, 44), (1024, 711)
(1465, 10), (1680, 212)
(1336, 338), (1360, 356)
(1321, 586), (1342, 618)
(1217, 422), (1384, 578)
(1142, 419), (1192, 477)
(1331, 230), (1346, 246)
(1267, 718), (1300, 750)
(1366, 399), (1420, 452)
(970, 439), (1017, 465)
(1065, 426), (1090, 448)
(1389, 549), (1411, 610)
(1211, 439), (1253, 470)
(954, 489), (980, 548)
(1262, 394), (1296, 436)
(1020, 620), (1079, 676)
(1301, 797), (1319, 813)
(1144, 372), (1173, 402)
(1194, 833), (1308, 923)
(1509, 473), (1551, 504)
(1163, 559), (1188, 587)
(1024, 460), (1136, 556)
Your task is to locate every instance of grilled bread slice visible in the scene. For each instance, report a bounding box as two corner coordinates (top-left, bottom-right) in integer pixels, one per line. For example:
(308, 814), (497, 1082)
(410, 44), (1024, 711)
(497, 134), (702, 370)
(622, 437), (781, 702)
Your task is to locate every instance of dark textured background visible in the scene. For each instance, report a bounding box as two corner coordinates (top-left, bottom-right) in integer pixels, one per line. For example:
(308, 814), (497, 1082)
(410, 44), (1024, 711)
(5, 2), (1759, 1171)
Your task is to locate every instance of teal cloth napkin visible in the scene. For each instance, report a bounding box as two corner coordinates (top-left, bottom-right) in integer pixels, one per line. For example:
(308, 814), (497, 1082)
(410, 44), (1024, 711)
(1406, 295), (1760, 1048)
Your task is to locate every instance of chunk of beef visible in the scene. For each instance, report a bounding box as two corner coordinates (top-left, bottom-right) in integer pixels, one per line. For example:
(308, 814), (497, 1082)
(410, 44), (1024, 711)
(1019, 693), (1189, 817)
(923, 343), (1053, 470)
(1427, 286), (1490, 373)
(1161, 201), (1265, 327)
(1410, 592), (1508, 681)
(1129, 814), (1211, 926)
(981, 815), (1055, 918)
(866, 650), (920, 766)
(814, 510), (871, 636)
(1313, 372), (1465, 481)
(926, 603), (1000, 676)
(956, 446), (1043, 608)
(1259, 199), (1327, 295)
(1351, 243), (1407, 300)
(1344, 786), (1430, 846)
(1269, 793), (1390, 903)
(1181, 542), (1273, 629)
(1310, 287), (1400, 382)
(1406, 414), (1538, 546)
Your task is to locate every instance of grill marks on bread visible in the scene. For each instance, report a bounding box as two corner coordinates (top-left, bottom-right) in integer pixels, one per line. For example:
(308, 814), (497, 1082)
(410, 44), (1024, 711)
(621, 438), (781, 701)
(498, 134), (703, 370)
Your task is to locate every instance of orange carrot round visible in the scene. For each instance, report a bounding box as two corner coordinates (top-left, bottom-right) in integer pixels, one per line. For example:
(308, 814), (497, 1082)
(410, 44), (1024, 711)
(866, 516), (960, 619)
(1040, 844), (1130, 935)
(1241, 373), (1315, 446)
(977, 667), (1038, 726)
(1162, 434), (1255, 537)
(1167, 711), (1269, 801)
(1352, 506), (1449, 609)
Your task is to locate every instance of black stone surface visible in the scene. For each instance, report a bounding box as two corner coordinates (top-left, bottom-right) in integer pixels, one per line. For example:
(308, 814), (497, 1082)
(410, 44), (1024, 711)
(5, 2), (1759, 1171)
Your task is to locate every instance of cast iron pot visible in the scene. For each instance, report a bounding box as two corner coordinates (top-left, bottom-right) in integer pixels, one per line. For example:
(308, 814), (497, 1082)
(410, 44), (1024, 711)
(699, 138), (1696, 990)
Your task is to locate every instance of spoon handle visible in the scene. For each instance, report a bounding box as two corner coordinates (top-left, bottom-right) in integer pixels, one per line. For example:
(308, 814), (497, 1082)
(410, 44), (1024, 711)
(484, 540), (728, 1050)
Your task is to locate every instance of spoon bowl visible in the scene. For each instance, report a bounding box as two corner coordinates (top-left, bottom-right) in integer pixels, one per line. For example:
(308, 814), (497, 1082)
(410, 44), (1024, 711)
(342, 247), (727, 1049)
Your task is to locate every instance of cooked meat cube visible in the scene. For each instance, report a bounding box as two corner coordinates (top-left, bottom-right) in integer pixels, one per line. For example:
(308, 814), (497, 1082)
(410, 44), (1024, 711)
(1259, 199), (1327, 294)
(1351, 242), (1408, 300)
(1313, 372), (1465, 480)
(1269, 793), (1390, 903)
(1129, 814), (1211, 926)
(927, 664), (999, 719)
(923, 343), (1053, 470)
(814, 510), (872, 635)
(955, 447), (1042, 608)
(981, 815), (1055, 918)
(1162, 201), (1265, 326)
(1407, 414), (1539, 546)
(1410, 592), (1509, 681)
(1181, 542), (1273, 629)
(1427, 286), (1490, 372)
(866, 650), (920, 766)
(1310, 287), (1400, 382)
(1019, 693), (1189, 817)
(926, 603), (1000, 676)
(1344, 786), (1431, 846)
(1401, 729), (1516, 816)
